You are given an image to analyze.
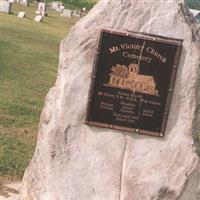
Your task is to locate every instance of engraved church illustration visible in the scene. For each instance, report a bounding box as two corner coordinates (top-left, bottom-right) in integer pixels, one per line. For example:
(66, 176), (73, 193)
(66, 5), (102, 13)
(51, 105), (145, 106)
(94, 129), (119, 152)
(106, 63), (159, 96)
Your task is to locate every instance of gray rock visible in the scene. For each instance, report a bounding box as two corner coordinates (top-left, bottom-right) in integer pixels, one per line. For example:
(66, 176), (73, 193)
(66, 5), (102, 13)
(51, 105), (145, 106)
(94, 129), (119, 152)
(21, 0), (200, 200)
(0, 0), (12, 14)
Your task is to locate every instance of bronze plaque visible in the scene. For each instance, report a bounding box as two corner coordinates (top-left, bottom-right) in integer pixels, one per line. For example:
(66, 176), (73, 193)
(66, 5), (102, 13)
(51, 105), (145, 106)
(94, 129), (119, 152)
(86, 29), (183, 137)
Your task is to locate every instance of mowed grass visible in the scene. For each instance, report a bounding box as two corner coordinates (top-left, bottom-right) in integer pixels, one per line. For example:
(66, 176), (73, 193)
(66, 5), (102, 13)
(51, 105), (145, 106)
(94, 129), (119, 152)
(0, 3), (79, 180)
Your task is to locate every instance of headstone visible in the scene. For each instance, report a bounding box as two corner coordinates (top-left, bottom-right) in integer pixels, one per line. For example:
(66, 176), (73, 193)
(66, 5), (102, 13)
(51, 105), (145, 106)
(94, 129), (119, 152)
(61, 9), (72, 18)
(56, 5), (64, 13)
(76, 10), (81, 17)
(59, 5), (64, 12)
(81, 7), (87, 16)
(17, 11), (26, 18)
(21, 0), (28, 6)
(16, 0), (28, 6)
(81, 7), (87, 14)
(72, 9), (81, 17)
(72, 9), (77, 16)
(82, 7), (86, 12)
(34, 15), (43, 22)
(8, 0), (15, 3)
(36, 2), (47, 16)
(51, 1), (63, 12)
(51, 1), (59, 9)
(0, 0), (11, 14)
(21, 0), (200, 200)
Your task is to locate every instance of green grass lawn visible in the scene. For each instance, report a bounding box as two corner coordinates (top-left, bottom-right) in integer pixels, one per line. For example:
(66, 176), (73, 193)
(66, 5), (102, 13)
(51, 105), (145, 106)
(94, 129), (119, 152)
(0, 3), (79, 180)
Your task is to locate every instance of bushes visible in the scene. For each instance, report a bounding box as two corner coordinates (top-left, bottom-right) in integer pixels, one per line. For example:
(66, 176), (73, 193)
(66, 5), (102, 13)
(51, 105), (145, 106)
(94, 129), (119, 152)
(62, 0), (96, 9)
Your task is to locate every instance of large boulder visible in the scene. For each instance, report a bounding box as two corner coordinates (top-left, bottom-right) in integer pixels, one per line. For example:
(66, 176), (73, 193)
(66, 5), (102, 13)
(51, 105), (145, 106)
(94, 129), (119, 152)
(21, 0), (200, 199)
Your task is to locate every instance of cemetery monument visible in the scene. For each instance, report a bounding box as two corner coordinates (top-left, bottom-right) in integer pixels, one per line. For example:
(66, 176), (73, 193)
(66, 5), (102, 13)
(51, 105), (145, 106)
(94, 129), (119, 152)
(20, 0), (200, 199)
(36, 2), (47, 16)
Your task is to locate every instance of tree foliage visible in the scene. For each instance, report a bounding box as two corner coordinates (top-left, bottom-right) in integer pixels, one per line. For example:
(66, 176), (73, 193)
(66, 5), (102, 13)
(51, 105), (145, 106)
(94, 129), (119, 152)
(187, 0), (200, 9)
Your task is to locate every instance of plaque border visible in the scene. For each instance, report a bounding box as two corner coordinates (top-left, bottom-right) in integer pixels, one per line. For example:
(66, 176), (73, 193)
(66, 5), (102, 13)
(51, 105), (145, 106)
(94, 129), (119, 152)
(85, 29), (183, 137)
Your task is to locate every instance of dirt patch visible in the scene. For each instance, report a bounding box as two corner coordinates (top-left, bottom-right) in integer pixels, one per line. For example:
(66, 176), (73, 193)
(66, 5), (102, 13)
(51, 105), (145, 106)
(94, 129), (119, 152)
(0, 179), (21, 200)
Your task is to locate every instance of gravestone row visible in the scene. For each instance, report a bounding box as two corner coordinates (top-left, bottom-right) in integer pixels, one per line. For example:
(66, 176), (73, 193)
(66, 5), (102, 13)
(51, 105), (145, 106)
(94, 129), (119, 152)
(0, 1), (47, 22)
(0, 1), (84, 21)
